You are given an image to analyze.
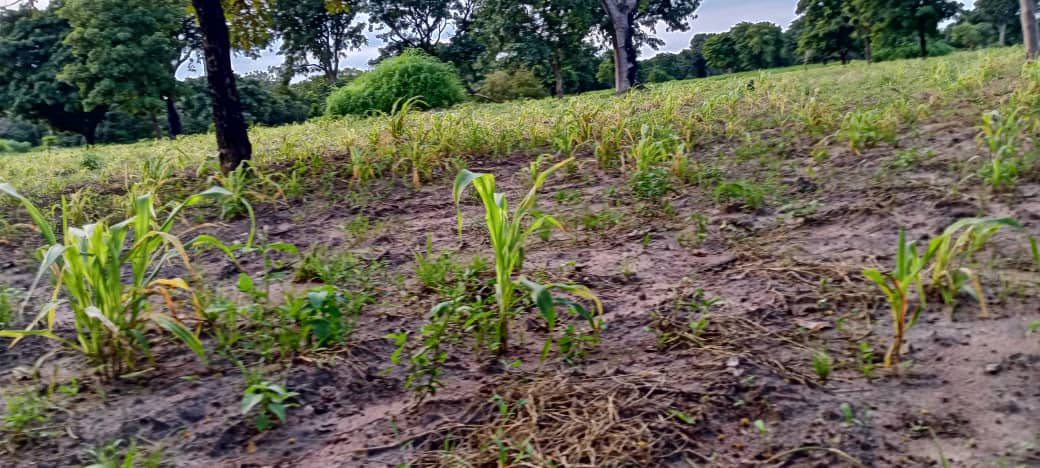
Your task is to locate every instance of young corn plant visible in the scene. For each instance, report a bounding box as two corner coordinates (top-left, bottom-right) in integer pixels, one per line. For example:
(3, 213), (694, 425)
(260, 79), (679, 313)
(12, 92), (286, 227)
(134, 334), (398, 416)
(924, 217), (1020, 318)
(863, 229), (930, 368)
(0, 183), (212, 377)
(451, 157), (601, 356)
(979, 109), (1023, 189)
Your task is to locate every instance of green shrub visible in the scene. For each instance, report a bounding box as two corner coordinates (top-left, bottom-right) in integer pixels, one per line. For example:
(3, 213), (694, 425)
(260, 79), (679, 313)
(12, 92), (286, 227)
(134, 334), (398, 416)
(479, 69), (548, 102)
(874, 39), (955, 62)
(0, 138), (32, 153)
(326, 49), (467, 116)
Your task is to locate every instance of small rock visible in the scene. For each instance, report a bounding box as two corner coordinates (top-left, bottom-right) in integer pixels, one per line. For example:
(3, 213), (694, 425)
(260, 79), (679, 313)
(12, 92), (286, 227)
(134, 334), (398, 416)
(984, 363), (1002, 375)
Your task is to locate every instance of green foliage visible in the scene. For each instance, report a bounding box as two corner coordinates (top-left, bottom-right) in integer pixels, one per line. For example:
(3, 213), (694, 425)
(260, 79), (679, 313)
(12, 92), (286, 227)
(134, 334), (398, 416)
(713, 180), (765, 210)
(0, 184), (215, 377)
(84, 439), (163, 468)
(326, 49), (467, 116)
(1, 389), (50, 439)
(704, 22), (792, 72)
(795, 0), (858, 63)
(58, 0), (182, 116)
(241, 381), (298, 431)
(177, 74), (311, 134)
(631, 168), (673, 201)
(479, 69), (548, 102)
(947, 22), (991, 49)
(0, 5), (108, 143)
(271, 0), (366, 84)
(873, 38), (955, 61)
(0, 138), (32, 153)
(811, 350), (833, 380)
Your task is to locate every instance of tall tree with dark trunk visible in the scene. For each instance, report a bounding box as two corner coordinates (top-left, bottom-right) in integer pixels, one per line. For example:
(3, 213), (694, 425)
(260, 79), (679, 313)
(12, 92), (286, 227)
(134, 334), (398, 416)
(191, 0), (252, 173)
(476, 0), (599, 98)
(600, 0), (701, 93)
(0, 5), (108, 144)
(871, 0), (959, 58)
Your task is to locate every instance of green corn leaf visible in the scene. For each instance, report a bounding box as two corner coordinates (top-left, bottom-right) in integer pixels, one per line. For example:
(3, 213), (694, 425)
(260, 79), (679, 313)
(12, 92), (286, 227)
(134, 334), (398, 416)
(152, 314), (208, 365)
(0, 182), (56, 245)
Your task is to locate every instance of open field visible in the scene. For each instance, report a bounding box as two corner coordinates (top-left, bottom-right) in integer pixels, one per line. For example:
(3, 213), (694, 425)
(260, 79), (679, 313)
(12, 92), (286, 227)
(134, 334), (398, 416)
(2, 48), (1040, 467)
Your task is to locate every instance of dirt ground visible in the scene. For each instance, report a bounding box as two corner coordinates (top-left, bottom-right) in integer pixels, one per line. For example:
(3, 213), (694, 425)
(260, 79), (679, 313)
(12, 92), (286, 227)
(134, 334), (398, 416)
(2, 116), (1040, 467)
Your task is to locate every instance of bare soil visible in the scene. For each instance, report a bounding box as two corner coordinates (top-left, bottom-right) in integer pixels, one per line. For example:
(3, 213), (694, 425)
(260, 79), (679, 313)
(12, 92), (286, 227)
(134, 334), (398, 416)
(2, 119), (1040, 467)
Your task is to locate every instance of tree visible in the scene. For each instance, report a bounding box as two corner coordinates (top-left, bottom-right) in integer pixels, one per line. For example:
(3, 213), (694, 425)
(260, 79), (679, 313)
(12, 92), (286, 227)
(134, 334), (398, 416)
(946, 21), (990, 48)
(975, 0), (1020, 45)
(366, 0), (472, 58)
(191, 0), (253, 173)
(0, 5), (107, 144)
(796, 0), (858, 64)
(874, 0), (960, 58)
(600, 0), (702, 93)
(703, 22), (790, 73)
(273, 0), (366, 83)
(687, 33), (715, 77)
(476, 0), (599, 97)
(59, 0), (183, 140)
(846, 0), (878, 62)
(1023, 0), (1039, 58)
(702, 32), (739, 73)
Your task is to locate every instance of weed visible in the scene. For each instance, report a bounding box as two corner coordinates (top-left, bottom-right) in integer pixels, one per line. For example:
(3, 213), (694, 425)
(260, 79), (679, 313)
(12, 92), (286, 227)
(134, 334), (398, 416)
(858, 341), (877, 378)
(241, 381), (298, 431)
(84, 439), (163, 468)
(579, 208), (623, 231)
(811, 350), (833, 381)
(714, 180), (765, 210)
(296, 246), (379, 290)
(1, 388), (50, 439)
(631, 167), (673, 201)
(0, 287), (17, 327)
(414, 236), (458, 292)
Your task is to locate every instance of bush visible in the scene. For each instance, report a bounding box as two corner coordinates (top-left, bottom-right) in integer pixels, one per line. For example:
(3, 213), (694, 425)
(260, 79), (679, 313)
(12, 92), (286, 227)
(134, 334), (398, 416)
(874, 39), (955, 62)
(479, 69), (548, 102)
(0, 138), (32, 153)
(326, 49), (467, 116)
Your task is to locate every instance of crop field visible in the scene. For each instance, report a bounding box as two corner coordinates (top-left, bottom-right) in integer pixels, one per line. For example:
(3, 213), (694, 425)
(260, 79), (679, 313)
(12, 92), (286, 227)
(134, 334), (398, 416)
(2, 47), (1040, 466)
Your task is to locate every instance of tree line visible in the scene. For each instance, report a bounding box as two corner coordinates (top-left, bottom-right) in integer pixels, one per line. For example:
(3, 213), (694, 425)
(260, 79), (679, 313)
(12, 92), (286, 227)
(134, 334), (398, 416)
(1, 0), (1037, 172)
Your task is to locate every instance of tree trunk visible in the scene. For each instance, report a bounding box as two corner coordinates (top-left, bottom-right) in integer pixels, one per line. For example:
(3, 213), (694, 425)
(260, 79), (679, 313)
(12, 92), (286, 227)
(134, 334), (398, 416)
(601, 0), (640, 93)
(80, 106), (107, 145)
(165, 96), (183, 139)
(864, 37), (872, 63)
(840, 50), (849, 65)
(1023, 0), (1040, 59)
(999, 23), (1008, 46)
(191, 0), (252, 174)
(551, 51), (564, 98)
(151, 112), (163, 140)
(918, 25), (928, 58)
